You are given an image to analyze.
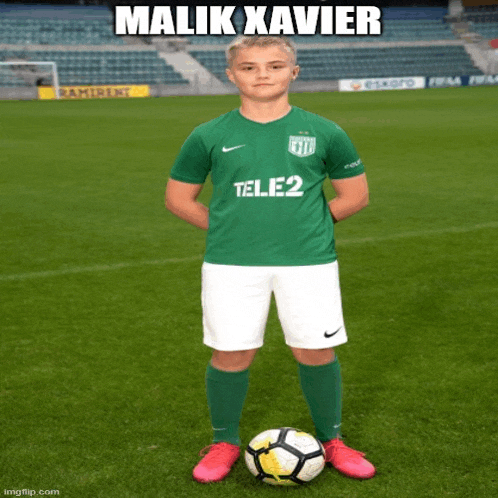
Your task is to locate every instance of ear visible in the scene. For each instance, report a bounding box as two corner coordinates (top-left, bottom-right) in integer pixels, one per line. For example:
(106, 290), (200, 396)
(292, 65), (300, 81)
(226, 68), (236, 85)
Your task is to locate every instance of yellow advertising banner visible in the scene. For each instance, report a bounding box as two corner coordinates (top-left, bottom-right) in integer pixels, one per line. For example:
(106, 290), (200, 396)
(38, 85), (150, 100)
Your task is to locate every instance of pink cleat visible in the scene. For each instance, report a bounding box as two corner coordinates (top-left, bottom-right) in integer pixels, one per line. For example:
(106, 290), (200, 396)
(323, 438), (376, 479)
(193, 442), (240, 483)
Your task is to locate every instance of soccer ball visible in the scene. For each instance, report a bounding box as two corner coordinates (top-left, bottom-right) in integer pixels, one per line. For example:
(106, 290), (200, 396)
(245, 427), (325, 486)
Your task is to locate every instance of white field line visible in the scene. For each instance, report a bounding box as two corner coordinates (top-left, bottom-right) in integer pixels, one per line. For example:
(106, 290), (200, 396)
(0, 255), (204, 282)
(338, 221), (498, 244)
(0, 221), (496, 282)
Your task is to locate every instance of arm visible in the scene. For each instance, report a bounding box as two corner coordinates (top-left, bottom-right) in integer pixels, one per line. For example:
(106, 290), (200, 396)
(165, 178), (209, 230)
(328, 173), (369, 223)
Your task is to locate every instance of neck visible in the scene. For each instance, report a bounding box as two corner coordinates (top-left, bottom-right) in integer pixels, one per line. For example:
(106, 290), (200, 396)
(239, 96), (292, 124)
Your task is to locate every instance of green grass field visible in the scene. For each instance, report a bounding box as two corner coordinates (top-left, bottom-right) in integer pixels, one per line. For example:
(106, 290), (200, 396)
(1, 86), (497, 498)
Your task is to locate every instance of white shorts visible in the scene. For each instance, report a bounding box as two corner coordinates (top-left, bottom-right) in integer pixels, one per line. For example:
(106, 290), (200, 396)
(201, 261), (348, 351)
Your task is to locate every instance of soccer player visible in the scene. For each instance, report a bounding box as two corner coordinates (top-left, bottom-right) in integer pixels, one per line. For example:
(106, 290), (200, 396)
(165, 35), (375, 483)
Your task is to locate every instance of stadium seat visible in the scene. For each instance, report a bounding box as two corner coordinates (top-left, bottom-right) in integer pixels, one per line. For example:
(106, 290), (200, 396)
(190, 44), (482, 82)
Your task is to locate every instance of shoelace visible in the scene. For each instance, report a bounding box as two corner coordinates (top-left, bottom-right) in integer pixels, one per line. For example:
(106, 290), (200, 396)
(329, 440), (366, 460)
(199, 444), (216, 457)
(199, 443), (237, 463)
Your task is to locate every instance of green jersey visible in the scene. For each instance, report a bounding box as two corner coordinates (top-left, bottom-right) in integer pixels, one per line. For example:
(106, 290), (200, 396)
(170, 106), (364, 266)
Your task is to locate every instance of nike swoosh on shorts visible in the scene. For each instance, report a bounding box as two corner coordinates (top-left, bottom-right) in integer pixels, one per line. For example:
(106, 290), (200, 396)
(324, 327), (342, 338)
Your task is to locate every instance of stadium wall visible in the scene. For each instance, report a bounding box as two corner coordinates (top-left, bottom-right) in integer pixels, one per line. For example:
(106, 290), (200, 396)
(2, 74), (498, 101)
(0, 79), (341, 100)
(381, 7), (448, 20)
(338, 73), (498, 91)
(0, 3), (110, 20)
(462, 0), (497, 6)
(0, 86), (36, 99)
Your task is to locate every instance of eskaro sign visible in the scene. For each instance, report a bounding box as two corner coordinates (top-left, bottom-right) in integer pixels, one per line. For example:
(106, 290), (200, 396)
(339, 77), (425, 92)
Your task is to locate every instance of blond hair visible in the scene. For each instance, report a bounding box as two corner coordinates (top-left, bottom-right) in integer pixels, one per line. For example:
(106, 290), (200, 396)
(226, 35), (297, 67)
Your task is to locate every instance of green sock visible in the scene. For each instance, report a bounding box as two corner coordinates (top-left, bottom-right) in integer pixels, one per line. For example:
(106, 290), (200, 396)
(298, 356), (342, 442)
(205, 363), (250, 446)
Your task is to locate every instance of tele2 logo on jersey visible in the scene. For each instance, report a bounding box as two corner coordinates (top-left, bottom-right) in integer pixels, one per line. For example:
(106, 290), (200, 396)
(232, 135), (315, 198)
(234, 176), (304, 198)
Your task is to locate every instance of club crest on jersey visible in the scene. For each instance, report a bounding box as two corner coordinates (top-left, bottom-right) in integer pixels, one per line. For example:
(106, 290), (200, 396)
(288, 136), (316, 157)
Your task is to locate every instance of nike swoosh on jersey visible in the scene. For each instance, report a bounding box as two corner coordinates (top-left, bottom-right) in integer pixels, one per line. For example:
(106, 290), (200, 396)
(222, 145), (246, 153)
(324, 327), (342, 338)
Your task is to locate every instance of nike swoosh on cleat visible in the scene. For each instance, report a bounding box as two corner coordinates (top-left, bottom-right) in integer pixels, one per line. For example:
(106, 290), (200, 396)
(222, 145), (246, 153)
(324, 327), (342, 338)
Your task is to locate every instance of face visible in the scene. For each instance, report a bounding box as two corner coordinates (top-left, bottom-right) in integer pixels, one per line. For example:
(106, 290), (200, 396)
(226, 45), (299, 103)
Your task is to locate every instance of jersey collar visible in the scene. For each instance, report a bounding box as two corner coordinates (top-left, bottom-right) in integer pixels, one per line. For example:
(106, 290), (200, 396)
(236, 106), (294, 125)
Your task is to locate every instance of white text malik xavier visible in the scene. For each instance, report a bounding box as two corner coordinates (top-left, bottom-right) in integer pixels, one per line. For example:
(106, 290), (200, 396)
(114, 6), (383, 36)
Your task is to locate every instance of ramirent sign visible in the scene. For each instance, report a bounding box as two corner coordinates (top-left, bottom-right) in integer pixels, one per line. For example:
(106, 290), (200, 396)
(339, 77), (425, 92)
(38, 85), (150, 99)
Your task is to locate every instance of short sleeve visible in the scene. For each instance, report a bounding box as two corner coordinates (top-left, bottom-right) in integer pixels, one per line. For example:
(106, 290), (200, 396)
(170, 130), (211, 184)
(325, 125), (365, 180)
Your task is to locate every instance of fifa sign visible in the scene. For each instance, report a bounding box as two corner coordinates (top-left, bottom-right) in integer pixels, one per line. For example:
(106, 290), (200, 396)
(288, 136), (316, 157)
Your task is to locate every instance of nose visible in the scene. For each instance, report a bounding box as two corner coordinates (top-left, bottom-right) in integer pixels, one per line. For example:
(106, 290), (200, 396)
(257, 67), (270, 79)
